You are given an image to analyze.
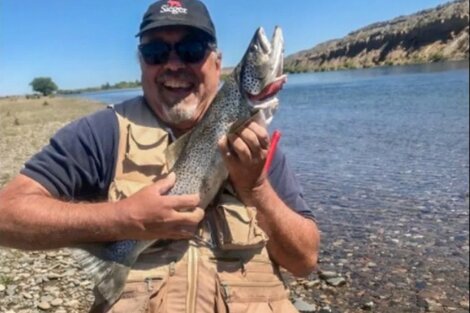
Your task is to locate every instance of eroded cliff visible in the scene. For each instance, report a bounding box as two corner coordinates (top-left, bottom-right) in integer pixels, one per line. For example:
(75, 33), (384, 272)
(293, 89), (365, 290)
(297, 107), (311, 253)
(285, 0), (469, 72)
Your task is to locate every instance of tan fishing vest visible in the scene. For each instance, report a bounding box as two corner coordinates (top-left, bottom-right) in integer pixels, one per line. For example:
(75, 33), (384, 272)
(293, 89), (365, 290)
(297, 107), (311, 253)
(104, 98), (298, 313)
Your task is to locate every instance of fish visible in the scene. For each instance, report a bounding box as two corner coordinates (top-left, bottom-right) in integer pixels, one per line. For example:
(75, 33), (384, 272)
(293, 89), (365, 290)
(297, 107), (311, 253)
(72, 26), (287, 307)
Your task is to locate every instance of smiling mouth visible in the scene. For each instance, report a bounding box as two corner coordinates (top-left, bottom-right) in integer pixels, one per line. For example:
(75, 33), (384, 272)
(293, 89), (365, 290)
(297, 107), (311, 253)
(162, 80), (194, 93)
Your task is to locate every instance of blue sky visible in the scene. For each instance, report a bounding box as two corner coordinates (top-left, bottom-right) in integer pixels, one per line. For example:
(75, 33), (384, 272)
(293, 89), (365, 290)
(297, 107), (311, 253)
(0, 0), (450, 96)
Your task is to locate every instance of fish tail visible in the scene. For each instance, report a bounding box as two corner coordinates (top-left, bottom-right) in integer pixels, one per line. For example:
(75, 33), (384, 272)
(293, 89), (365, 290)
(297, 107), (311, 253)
(72, 248), (131, 306)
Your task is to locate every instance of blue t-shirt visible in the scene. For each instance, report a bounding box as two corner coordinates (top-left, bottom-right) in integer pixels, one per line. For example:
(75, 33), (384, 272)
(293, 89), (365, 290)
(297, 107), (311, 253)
(21, 100), (314, 219)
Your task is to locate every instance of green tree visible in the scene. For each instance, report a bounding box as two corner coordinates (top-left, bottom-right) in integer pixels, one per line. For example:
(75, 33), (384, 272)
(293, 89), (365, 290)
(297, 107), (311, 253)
(29, 77), (58, 96)
(101, 82), (111, 90)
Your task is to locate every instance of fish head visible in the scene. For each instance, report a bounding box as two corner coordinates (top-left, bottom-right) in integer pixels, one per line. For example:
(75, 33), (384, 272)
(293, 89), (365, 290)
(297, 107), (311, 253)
(238, 26), (287, 124)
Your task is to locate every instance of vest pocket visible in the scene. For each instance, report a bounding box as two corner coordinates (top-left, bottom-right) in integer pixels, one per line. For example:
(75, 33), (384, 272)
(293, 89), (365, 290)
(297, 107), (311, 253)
(109, 178), (150, 200)
(216, 279), (293, 313)
(215, 259), (295, 313)
(108, 281), (151, 313)
(109, 276), (167, 313)
(123, 123), (168, 176)
(212, 193), (268, 250)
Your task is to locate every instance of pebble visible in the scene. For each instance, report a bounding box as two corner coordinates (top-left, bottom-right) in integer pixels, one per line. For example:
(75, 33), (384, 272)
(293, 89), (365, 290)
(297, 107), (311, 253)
(7, 285), (16, 296)
(460, 300), (470, 309)
(47, 273), (61, 280)
(0, 284), (5, 292)
(326, 277), (347, 287)
(51, 298), (64, 306)
(63, 269), (76, 277)
(37, 301), (51, 310)
(362, 301), (375, 310)
(41, 295), (54, 303)
(425, 299), (442, 312)
(65, 299), (80, 307)
(304, 279), (321, 288)
(317, 306), (333, 313)
(293, 298), (317, 313)
(318, 271), (338, 280)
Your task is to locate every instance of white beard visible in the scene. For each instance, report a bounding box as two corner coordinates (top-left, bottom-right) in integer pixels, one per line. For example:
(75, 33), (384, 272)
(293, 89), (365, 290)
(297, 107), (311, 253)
(160, 101), (198, 125)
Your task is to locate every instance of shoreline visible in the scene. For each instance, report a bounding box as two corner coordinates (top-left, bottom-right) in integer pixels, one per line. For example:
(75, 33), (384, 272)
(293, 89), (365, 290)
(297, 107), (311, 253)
(2, 60), (468, 100)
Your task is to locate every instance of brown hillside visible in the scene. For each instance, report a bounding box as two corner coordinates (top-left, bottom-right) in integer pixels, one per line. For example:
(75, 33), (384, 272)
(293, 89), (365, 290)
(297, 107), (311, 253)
(285, 0), (469, 72)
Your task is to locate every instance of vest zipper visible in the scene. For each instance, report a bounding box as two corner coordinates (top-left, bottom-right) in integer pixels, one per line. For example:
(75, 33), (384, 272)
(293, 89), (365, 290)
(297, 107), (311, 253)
(187, 244), (198, 313)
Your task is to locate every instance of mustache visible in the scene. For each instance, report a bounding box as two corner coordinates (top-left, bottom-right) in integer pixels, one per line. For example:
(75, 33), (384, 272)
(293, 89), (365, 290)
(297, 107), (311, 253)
(156, 69), (195, 84)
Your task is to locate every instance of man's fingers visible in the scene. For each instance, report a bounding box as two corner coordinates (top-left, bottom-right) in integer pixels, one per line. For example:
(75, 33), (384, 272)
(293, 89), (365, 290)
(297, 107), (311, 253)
(173, 207), (205, 225)
(156, 172), (176, 194)
(228, 133), (252, 163)
(165, 194), (201, 210)
(219, 135), (238, 160)
(237, 127), (265, 160)
(247, 122), (270, 149)
(166, 229), (195, 240)
(177, 227), (199, 237)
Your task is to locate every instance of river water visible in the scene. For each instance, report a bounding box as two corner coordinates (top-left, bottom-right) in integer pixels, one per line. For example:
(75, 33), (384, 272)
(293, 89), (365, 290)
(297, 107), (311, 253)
(76, 61), (469, 312)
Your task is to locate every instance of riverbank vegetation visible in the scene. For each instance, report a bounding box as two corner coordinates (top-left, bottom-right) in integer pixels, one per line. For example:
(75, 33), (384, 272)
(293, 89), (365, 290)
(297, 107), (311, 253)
(58, 80), (142, 95)
(0, 97), (103, 187)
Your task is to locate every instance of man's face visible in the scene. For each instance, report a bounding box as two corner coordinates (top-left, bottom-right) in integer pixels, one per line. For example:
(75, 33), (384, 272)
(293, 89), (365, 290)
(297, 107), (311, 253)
(139, 26), (221, 132)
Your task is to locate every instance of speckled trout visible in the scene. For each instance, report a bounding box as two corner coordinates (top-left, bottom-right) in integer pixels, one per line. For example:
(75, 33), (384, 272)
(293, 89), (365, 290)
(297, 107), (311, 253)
(73, 26), (286, 306)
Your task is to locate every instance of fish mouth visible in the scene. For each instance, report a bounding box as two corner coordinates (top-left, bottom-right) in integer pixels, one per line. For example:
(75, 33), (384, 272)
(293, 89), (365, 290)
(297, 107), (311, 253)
(257, 27), (272, 55)
(247, 26), (287, 126)
(248, 75), (286, 102)
(247, 26), (286, 103)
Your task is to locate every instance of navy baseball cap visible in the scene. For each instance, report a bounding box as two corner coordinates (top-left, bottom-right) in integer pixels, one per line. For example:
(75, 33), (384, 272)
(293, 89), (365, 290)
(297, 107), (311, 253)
(136, 0), (216, 42)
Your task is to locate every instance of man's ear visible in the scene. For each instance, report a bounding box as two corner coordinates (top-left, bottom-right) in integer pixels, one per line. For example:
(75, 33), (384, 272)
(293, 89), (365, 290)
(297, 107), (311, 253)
(216, 50), (223, 71)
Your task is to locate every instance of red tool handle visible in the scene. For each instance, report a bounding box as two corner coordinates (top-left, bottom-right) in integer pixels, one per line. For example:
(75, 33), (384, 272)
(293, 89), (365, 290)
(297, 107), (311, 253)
(264, 130), (282, 172)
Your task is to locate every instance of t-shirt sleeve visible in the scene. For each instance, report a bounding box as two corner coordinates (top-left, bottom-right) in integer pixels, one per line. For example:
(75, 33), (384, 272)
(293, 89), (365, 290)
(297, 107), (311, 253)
(20, 108), (118, 201)
(268, 148), (315, 220)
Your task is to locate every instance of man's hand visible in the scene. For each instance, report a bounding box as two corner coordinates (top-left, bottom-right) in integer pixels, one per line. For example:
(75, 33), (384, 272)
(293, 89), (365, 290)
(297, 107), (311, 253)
(218, 122), (320, 277)
(0, 174), (203, 250)
(218, 121), (270, 205)
(117, 172), (204, 241)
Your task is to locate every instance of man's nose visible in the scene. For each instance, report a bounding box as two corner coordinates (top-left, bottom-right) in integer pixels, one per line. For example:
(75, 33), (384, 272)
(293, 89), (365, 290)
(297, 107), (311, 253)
(164, 50), (185, 71)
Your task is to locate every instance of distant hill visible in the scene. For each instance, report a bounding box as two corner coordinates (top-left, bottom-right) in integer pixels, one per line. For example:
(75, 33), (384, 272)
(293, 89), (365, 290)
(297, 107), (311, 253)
(285, 0), (469, 73)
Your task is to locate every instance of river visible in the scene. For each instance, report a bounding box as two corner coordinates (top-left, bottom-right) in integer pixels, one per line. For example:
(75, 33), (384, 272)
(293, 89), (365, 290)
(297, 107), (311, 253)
(75, 61), (470, 312)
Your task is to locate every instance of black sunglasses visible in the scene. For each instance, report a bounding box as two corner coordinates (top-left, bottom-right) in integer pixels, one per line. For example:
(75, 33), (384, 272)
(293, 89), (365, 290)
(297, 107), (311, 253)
(139, 38), (216, 65)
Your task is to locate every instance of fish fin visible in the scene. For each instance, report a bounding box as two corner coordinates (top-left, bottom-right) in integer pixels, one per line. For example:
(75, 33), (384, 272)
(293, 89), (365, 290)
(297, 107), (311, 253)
(71, 248), (130, 306)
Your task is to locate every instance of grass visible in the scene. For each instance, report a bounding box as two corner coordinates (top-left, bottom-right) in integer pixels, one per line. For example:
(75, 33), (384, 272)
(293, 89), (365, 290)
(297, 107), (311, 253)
(429, 52), (446, 63)
(0, 274), (13, 285)
(0, 96), (104, 187)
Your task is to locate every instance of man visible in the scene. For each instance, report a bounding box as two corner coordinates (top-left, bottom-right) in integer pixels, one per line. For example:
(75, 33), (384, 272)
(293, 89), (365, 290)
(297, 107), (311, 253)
(0, 0), (320, 312)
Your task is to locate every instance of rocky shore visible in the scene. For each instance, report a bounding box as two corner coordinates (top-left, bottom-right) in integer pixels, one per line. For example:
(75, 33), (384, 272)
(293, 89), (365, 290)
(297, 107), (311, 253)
(0, 97), (102, 313)
(1, 236), (469, 313)
(285, 0), (469, 73)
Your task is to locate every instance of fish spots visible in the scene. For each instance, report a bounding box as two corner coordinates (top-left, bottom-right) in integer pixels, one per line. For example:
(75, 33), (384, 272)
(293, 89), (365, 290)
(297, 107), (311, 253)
(241, 63), (263, 95)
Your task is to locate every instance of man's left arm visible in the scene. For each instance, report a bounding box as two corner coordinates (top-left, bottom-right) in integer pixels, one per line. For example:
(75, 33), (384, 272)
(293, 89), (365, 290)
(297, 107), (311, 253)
(219, 121), (320, 277)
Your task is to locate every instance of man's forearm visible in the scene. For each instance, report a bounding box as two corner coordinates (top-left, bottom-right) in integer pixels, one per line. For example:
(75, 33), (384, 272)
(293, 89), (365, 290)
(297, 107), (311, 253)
(248, 181), (320, 277)
(0, 175), (124, 250)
